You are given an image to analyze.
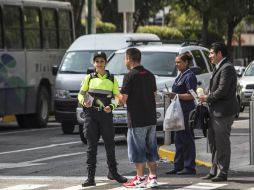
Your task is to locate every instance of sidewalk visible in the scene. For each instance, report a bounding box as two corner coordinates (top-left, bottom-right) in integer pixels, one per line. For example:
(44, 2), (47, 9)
(158, 118), (254, 174)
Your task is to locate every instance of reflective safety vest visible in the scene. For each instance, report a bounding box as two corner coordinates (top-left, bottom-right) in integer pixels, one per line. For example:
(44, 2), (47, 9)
(78, 70), (119, 110)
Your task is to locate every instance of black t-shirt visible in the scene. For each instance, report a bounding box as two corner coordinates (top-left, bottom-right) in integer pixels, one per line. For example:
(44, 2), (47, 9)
(121, 65), (157, 128)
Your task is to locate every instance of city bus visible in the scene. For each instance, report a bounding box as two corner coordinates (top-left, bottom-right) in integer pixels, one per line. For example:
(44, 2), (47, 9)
(0, 0), (75, 128)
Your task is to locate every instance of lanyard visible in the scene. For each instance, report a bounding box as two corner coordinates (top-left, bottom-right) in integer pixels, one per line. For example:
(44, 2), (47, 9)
(175, 69), (190, 85)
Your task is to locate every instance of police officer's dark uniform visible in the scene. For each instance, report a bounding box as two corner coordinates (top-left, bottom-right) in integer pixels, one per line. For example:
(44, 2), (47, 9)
(78, 52), (127, 187)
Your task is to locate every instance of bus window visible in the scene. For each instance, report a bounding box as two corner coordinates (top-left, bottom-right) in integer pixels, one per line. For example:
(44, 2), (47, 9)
(59, 10), (73, 49)
(42, 8), (57, 49)
(3, 6), (23, 49)
(24, 7), (41, 49)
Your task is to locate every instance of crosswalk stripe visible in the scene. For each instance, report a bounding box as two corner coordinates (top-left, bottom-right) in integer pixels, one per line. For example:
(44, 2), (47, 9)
(175, 182), (227, 190)
(49, 183), (108, 190)
(110, 182), (167, 190)
(0, 184), (48, 190)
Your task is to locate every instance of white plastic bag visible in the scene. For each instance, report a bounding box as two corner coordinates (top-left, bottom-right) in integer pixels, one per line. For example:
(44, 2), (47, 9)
(163, 94), (185, 131)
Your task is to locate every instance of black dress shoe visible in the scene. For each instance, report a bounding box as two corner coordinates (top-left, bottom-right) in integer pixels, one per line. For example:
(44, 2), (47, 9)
(202, 173), (216, 180)
(82, 179), (96, 187)
(177, 169), (196, 175)
(107, 171), (128, 183)
(165, 169), (179, 174)
(211, 175), (227, 182)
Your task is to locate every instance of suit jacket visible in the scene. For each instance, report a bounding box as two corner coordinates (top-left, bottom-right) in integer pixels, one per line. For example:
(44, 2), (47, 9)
(207, 58), (239, 117)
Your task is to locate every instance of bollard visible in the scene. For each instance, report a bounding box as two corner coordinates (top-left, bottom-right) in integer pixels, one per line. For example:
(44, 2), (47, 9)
(163, 94), (171, 145)
(250, 101), (254, 165)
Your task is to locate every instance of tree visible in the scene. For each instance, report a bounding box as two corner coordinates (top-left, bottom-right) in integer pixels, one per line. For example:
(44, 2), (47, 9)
(59, 0), (85, 36)
(97, 0), (164, 32)
(222, 0), (254, 60)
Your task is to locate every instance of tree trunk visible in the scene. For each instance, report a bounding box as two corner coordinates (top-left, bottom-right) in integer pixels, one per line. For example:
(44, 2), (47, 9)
(201, 12), (209, 47)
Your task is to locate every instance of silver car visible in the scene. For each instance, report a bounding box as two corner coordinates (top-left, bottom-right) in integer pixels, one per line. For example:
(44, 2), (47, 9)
(237, 61), (254, 111)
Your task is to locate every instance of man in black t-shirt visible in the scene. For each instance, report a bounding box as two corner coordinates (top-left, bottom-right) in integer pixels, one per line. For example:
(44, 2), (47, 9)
(120, 48), (159, 188)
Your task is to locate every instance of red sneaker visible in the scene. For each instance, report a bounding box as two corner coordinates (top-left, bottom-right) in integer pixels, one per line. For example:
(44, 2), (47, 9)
(123, 175), (146, 188)
(146, 176), (158, 188)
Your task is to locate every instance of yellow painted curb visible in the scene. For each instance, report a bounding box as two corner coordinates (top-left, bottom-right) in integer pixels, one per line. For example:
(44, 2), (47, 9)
(159, 146), (212, 168)
(2, 115), (16, 122)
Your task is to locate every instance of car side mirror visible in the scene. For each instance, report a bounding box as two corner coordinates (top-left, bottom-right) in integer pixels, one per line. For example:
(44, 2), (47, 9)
(190, 66), (202, 75)
(52, 65), (59, 76)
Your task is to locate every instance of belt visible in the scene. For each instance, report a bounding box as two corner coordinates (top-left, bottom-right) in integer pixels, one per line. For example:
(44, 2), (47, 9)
(91, 106), (103, 111)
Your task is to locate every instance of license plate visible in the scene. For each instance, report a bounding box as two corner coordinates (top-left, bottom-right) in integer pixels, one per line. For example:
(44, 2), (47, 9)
(113, 113), (127, 124)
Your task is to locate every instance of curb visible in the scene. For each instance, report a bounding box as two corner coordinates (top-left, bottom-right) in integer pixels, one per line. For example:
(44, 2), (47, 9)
(158, 146), (212, 168)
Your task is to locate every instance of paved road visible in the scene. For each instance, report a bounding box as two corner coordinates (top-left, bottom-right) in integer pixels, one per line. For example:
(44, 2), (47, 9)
(0, 110), (253, 189)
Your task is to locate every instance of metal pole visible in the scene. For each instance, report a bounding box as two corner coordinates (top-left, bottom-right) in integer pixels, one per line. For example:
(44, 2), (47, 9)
(123, 12), (127, 33)
(87, 0), (92, 34)
(164, 95), (171, 145)
(249, 101), (254, 164)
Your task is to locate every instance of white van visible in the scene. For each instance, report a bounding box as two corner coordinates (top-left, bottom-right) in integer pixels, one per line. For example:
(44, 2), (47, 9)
(52, 33), (160, 135)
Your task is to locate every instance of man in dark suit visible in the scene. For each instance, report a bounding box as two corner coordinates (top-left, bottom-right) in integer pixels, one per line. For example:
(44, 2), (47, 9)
(199, 42), (238, 182)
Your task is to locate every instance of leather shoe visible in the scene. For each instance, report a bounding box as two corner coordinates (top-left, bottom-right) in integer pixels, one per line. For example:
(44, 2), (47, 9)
(165, 169), (179, 174)
(211, 175), (227, 182)
(107, 171), (127, 183)
(202, 173), (216, 180)
(177, 169), (196, 175)
(82, 179), (96, 187)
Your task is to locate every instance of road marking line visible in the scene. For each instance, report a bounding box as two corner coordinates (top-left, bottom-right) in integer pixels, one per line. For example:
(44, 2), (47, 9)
(0, 152), (85, 169)
(175, 182), (227, 190)
(0, 184), (48, 190)
(0, 176), (132, 181)
(0, 127), (59, 135)
(0, 141), (81, 155)
(110, 182), (167, 190)
(49, 183), (108, 190)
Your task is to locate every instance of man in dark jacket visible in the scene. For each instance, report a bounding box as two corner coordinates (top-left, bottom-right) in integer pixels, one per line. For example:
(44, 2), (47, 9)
(199, 42), (238, 182)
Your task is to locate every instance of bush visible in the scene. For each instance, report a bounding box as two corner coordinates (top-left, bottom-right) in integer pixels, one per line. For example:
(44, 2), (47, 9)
(136, 25), (184, 40)
(96, 21), (116, 33)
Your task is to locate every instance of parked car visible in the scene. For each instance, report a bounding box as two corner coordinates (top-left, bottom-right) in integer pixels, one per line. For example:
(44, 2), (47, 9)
(52, 33), (161, 140)
(237, 60), (254, 112)
(76, 42), (213, 135)
(234, 66), (246, 77)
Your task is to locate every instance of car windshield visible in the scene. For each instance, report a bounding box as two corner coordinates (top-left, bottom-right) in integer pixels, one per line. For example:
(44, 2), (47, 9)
(106, 52), (178, 77)
(244, 64), (254, 76)
(59, 50), (114, 73)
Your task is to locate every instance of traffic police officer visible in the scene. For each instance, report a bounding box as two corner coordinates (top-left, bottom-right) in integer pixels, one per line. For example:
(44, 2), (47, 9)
(78, 51), (127, 187)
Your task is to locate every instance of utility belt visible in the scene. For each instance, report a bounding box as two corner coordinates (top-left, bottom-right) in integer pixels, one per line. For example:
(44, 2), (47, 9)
(91, 106), (104, 112)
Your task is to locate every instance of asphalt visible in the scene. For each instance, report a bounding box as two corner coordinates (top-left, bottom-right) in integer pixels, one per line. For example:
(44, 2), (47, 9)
(158, 115), (254, 176)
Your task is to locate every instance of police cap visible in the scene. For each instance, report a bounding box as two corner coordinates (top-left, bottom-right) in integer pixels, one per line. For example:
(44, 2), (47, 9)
(93, 51), (107, 62)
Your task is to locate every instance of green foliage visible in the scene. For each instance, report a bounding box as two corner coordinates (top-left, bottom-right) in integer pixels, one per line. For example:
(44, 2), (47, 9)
(180, 29), (223, 46)
(167, 4), (202, 31)
(137, 25), (184, 40)
(96, 21), (116, 33)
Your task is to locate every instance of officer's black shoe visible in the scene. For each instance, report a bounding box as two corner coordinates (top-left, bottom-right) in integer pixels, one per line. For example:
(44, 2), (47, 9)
(107, 171), (128, 183)
(81, 179), (96, 187)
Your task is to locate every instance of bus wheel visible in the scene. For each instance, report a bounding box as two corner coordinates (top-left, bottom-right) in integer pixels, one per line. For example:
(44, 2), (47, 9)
(79, 125), (87, 144)
(61, 123), (75, 134)
(16, 86), (49, 128)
